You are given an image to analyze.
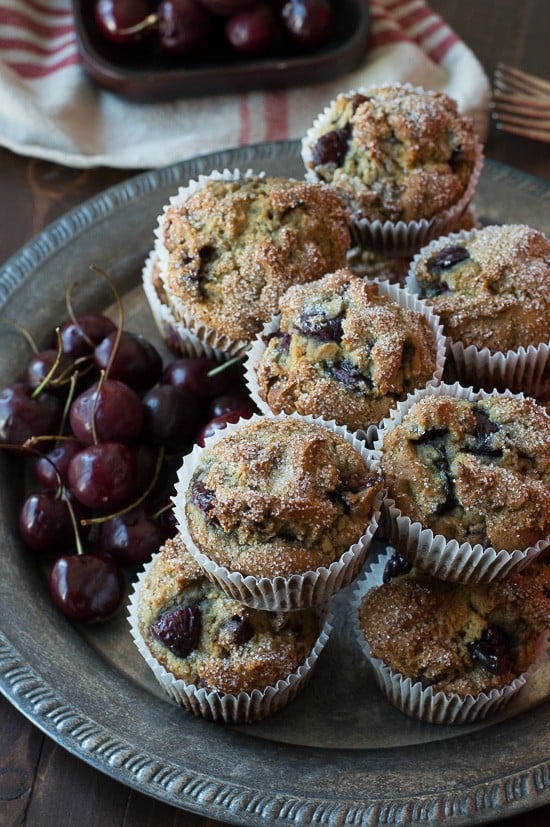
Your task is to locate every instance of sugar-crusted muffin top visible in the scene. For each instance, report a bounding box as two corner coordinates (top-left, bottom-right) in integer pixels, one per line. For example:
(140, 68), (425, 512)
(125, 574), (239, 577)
(137, 535), (321, 693)
(159, 175), (351, 344)
(254, 269), (439, 431)
(380, 393), (550, 551)
(303, 85), (479, 223)
(359, 556), (550, 697)
(184, 417), (383, 578)
(411, 224), (550, 352)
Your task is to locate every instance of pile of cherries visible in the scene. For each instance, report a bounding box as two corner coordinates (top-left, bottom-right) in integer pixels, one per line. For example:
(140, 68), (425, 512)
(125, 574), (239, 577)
(93, 0), (334, 59)
(0, 294), (256, 624)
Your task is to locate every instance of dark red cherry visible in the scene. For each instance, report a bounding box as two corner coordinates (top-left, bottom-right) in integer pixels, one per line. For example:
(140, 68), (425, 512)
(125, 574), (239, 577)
(141, 384), (202, 449)
(0, 383), (62, 446)
(59, 314), (117, 360)
(19, 491), (75, 554)
(94, 331), (163, 392)
(162, 356), (237, 400)
(67, 442), (138, 510)
(69, 378), (143, 445)
(157, 0), (215, 55)
(200, 0), (254, 13)
(281, 0), (332, 49)
(49, 552), (125, 623)
(94, 0), (155, 44)
(225, 3), (279, 54)
(25, 349), (75, 396)
(98, 506), (165, 566)
(195, 407), (252, 446)
(207, 393), (255, 419)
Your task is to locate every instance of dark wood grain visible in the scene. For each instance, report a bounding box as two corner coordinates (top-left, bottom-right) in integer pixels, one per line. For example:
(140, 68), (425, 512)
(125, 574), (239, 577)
(0, 2), (549, 825)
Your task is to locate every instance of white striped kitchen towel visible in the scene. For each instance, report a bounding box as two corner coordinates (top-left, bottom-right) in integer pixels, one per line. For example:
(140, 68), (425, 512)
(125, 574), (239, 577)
(0, 0), (490, 169)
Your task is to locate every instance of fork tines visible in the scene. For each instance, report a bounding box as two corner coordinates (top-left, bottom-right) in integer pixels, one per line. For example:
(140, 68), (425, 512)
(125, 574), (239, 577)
(491, 63), (550, 142)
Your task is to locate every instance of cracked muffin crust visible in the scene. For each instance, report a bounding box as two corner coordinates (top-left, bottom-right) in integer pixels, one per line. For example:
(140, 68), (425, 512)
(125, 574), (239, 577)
(157, 174), (351, 345)
(302, 84), (479, 224)
(136, 535), (321, 694)
(380, 393), (550, 552)
(409, 224), (550, 352)
(358, 555), (550, 698)
(252, 269), (440, 431)
(184, 417), (384, 578)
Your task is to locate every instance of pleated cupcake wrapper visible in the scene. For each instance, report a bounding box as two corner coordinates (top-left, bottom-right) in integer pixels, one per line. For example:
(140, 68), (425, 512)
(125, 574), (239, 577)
(301, 83), (484, 257)
(127, 558), (333, 724)
(150, 168), (267, 360)
(243, 279), (446, 445)
(374, 381), (549, 582)
(173, 412), (384, 611)
(141, 249), (227, 360)
(350, 550), (548, 725)
(406, 228), (550, 397)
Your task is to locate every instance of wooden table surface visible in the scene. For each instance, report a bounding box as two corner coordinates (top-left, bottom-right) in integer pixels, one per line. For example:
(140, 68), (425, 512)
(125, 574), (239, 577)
(1, 2), (549, 825)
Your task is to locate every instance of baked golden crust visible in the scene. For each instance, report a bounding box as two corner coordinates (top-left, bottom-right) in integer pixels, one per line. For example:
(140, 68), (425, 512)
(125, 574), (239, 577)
(137, 535), (320, 693)
(380, 393), (550, 550)
(161, 176), (351, 343)
(304, 85), (479, 223)
(254, 269), (438, 431)
(359, 560), (550, 697)
(184, 417), (383, 577)
(413, 224), (550, 351)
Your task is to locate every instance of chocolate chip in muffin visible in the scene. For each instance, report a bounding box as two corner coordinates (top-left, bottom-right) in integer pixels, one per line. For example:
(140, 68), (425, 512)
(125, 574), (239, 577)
(467, 624), (514, 676)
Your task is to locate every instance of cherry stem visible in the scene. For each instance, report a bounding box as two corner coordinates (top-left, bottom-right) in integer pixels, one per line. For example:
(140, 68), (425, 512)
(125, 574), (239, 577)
(80, 445), (165, 527)
(91, 370), (106, 446)
(0, 315), (39, 353)
(89, 265), (124, 380)
(59, 371), (78, 436)
(115, 12), (158, 37)
(31, 328), (63, 399)
(0, 442), (84, 553)
(65, 282), (96, 350)
(206, 354), (244, 378)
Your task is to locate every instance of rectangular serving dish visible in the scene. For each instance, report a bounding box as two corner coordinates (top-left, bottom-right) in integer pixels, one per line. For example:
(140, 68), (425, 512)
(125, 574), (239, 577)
(71, 0), (371, 102)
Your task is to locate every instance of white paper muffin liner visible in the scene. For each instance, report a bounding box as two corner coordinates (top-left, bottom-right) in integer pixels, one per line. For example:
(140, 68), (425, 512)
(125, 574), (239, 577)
(141, 248), (227, 360)
(406, 228), (550, 397)
(127, 558), (333, 724)
(301, 84), (484, 257)
(173, 412), (385, 610)
(374, 382), (550, 582)
(350, 549), (547, 724)
(243, 278), (446, 445)
(150, 168), (266, 359)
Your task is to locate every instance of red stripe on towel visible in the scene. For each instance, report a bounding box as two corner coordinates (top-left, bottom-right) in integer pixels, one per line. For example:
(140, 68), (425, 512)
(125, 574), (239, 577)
(265, 90), (289, 141)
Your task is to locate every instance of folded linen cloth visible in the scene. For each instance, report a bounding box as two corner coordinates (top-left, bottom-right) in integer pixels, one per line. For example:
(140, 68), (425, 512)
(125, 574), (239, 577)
(0, 0), (490, 169)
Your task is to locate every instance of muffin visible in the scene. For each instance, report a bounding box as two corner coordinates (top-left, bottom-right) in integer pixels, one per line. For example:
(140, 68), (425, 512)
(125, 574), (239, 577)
(353, 550), (549, 723)
(301, 84), (482, 255)
(407, 224), (550, 396)
(376, 383), (550, 580)
(148, 170), (351, 356)
(246, 269), (444, 433)
(129, 535), (331, 723)
(174, 413), (384, 609)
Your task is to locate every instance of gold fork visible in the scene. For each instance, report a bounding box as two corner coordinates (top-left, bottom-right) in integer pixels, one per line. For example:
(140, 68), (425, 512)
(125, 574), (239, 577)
(491, 63), (550, 143)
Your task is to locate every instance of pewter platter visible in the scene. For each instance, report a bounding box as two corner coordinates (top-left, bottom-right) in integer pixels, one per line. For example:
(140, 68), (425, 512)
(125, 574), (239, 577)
(0, 141), (549, 826)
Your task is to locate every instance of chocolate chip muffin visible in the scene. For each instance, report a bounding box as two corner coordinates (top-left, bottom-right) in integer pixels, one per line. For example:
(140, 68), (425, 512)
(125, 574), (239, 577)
(135, 535), (322, 696)
(302, 84), (481, 225)
(250, 269), (442, 432)
(154, 171), (351, 349)
(380, 391), (550, 552)
(358, 554), (550, 699)
(182, 416), (384, 579)
(408, 224), (550, 353)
